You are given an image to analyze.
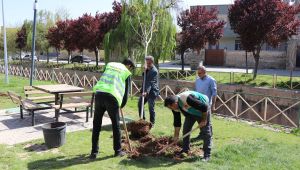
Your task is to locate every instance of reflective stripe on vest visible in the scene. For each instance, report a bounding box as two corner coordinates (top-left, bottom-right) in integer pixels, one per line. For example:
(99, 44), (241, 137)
(93, 62), (131, 106)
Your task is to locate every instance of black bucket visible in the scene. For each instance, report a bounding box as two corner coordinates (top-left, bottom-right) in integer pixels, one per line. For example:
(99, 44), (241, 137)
(42, 122), (66, 148)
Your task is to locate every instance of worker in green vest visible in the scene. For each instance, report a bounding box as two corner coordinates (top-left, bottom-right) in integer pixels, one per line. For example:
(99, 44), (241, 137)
(164, 91), (212, 162)
(90, 58), (135, 159)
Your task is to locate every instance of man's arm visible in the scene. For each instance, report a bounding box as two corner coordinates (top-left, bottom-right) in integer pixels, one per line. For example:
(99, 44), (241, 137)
(172, 110), (181, 140)
(199, 111), (208, 128)
(120, 77), (130, 108)
(210, 79), (217, 112)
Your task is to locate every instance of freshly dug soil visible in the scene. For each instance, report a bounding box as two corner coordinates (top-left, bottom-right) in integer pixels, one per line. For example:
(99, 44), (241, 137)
(127, 120), (152, 138)
(121, 134), (203, 160)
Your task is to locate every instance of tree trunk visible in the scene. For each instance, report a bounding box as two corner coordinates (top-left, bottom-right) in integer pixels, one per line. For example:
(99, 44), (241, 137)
(20, 50), (23, 65)
(56, 49), (59, 64)
(95, 48), (99, 67)
(155, 57), (159, 69)
(253, 53), (260, 80)
(245, 50), (248, 74)
(180, 51), (185, 71)
(67, 50), (71, 64)
(46, 49), (49, 64)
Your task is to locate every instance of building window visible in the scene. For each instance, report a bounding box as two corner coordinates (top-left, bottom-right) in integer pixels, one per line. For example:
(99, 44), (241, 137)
(235, 40), (242, 50)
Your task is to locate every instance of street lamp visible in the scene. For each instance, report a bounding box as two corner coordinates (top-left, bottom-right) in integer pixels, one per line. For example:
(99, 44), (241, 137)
(2, 0), (8, 84)
(30, 0), (38, 86)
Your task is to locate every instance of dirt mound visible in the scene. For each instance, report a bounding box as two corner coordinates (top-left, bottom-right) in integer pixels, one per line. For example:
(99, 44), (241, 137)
(122, 135), (203, 160)
(127, 120), (152, 138)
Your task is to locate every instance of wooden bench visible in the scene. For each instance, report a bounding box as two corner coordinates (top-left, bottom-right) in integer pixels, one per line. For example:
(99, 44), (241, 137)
(7, 91), (53, 126)
(24, 86), (55, 103)
(53, 92), (94, 122)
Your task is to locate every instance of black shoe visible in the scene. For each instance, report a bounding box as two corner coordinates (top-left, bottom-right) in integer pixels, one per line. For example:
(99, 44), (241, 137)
(201, 156), (210, 162)
(114, 151), (126, 157)
(89, 152), (98, 160)
(150, 122), (155, 129)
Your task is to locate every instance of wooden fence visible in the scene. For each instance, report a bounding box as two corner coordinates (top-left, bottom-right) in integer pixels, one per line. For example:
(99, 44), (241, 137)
(1, 65), (299, 128)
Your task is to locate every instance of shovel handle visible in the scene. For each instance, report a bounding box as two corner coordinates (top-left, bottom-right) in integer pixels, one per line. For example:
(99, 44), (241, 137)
(157, 125), (200, 154)
(120, 109), (132, 152)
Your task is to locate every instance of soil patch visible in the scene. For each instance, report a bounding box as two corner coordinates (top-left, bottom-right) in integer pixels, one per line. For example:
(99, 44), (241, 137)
(122, 134), (203, 160)
(127, 120), (152, 138)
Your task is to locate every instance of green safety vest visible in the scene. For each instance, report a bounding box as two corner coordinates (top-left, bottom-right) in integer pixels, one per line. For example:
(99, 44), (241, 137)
(177, 91), (209, 117)
(93, 62), (131, 106)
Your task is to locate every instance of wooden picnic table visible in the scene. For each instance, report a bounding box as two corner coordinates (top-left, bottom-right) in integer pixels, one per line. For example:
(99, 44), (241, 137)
(33, 84), (84, 121)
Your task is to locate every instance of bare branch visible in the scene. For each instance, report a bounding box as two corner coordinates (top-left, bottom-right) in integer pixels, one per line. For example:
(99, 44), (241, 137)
(146, 12), (157, 44)
(129, 16), (143, 39)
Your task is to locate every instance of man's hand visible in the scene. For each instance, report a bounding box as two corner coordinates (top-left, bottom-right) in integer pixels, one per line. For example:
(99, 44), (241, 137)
(199, 120), (207, 128)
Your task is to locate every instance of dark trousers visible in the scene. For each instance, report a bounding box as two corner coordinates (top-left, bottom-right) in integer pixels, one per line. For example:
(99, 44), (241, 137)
(182, 112), (212, 157)
(91, 92), (121, 154)
(138, 95), (156, 124)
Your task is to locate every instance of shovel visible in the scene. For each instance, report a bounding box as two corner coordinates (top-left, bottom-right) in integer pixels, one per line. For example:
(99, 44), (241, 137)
(120, 109), (132, 152)
(140, 62), (147, 119)
(157, 124), (200, 154)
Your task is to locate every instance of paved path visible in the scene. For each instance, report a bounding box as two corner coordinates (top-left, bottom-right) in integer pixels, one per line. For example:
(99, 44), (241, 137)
(0, 108), (124, 145)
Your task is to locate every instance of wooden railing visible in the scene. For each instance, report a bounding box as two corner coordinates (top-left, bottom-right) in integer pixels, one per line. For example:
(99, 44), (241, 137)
(1, 65), (299, 128)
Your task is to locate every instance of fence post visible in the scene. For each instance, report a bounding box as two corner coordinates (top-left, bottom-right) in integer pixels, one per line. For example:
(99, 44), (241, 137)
(74, 72), (77, 86)
(235, 94), (239, 119)
(230, 72), (232, 84)
(264, 98), (268, 122)
(51, 69), (55, 82)
(167, 71), (170, 79)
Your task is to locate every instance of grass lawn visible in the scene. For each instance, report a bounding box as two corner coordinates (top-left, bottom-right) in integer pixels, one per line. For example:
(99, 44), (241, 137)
(0, 74), (56, 109)
(0, 74), (299, 170)
(183, 71), (300, 89)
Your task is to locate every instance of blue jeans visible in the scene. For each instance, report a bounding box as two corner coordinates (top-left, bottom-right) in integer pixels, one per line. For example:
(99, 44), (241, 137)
(138, 95), (156, 124)
(182, 111), (212, 157)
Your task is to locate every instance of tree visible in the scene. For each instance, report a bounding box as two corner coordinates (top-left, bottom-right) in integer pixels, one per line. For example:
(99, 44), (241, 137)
(104, 0), (177, 64)
(177, 6), (225, 71)
(46, 22), (64, 64)
(15, 25), (28, 63)
(228, 0), (300, 79)
(54, 7), (70, 22)
(62, 19), (77, 64)
(103, 2), (139, 63)
(37, 10), (55, 62)
(71, 14), (101, 66)
(149, 9), (176, 67)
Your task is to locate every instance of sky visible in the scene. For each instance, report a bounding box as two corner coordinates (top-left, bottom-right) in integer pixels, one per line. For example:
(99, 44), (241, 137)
(0, 0), (233, 27)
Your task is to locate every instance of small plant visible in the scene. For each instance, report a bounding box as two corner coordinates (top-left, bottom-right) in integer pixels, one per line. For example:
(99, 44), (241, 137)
(291, 128), (300, 137)
(259, 81), (269, 86)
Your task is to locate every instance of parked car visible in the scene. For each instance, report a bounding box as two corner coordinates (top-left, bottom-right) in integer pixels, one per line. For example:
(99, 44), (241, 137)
(23, 55), (38, 61)
(70, 55), (91, 63)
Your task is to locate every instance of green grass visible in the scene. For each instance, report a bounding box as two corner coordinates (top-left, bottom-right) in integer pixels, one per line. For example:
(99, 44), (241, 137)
(183, 71), (300, 89)
(0, 96), (299, 169)
(0, 74), (56, 109)
(1, 74), (300, 169)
